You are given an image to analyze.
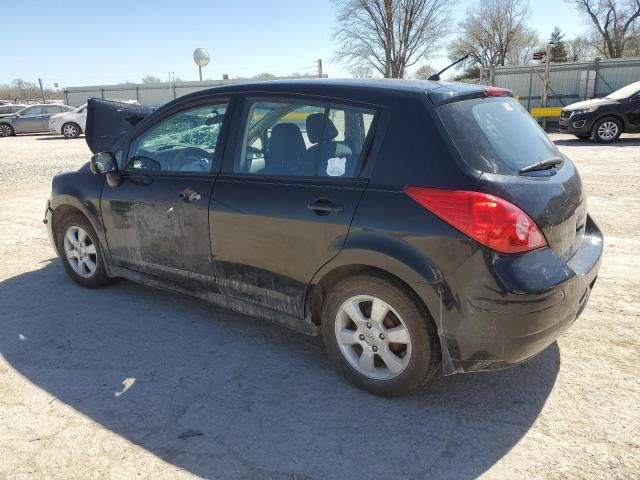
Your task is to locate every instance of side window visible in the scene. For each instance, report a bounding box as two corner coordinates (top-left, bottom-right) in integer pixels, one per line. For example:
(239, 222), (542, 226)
(22, 107), (42, 116)
(235, 100), (376, 178)
(44, 106), (61, 114)
(126, 103), (228, 173)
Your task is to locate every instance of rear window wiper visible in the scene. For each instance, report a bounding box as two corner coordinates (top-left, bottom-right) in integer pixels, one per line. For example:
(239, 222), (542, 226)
(519, 156), (564, 173)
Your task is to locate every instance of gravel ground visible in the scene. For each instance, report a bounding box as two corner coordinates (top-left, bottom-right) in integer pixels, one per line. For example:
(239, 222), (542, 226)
(0, 133), (639, 479)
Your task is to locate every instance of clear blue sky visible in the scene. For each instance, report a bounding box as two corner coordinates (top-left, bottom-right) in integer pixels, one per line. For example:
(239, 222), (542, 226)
(0, 0), (586, 88)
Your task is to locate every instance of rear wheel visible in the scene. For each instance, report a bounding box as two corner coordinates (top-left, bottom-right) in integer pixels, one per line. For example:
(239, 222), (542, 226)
(0, 123), (14, 137)
(56, 213), (111, 288)
(62, 122), (81, 138)
(593, 117), (622, 143)
(322, 274), (439, 397)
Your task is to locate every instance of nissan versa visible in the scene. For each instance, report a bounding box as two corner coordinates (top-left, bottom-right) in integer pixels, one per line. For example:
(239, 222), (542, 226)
(44, 80), (603, 397)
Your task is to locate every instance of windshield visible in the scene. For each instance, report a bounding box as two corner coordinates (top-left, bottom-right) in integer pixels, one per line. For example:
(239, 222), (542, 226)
(437, 97), (561, 175)
(605, 81), (640, 100)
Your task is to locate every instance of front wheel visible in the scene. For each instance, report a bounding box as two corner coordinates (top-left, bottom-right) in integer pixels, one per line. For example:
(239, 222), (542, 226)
(0, 123), (14, 137)
(322, 274), (440, 397)
(593, 117), (622, 143)
(56, 213), (111, 288)
(62, 122), (81, 138)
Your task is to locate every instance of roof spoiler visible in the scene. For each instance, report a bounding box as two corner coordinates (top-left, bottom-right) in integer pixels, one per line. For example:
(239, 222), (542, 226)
(85, 98), (153, 154)
(428, 84), (513, 106)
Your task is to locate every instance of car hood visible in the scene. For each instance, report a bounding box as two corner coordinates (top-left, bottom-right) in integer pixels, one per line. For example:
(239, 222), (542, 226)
(85, 98), (153, 154)
(0, 113), (17, 121)
(563, 98), (617, 111)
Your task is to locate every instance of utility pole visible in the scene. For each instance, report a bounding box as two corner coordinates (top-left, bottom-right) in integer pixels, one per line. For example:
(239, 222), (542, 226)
(542, 43), (553, 131)
(317, 58), (323, 78)
(38, 78), (46, 103)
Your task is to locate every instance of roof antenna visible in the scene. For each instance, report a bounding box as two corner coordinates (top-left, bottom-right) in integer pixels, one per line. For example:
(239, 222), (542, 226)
(428, 53), (470, 81)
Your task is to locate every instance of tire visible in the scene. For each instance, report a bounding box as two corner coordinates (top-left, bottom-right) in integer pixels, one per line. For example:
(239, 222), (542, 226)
(574, 134), (591, 140)
(0, 123), (14, 137)
(592, 117), (622, 143)
(55, 213), (111, 288)
(62, 122), (81, 139)
(321, 274), (440, 397)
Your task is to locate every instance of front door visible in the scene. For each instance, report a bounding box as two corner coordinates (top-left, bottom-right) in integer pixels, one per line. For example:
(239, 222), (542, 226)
(210, 97), (378, 316)
(13, 106), (45, 133)
(101, 100), (230, 286)
(625, 95), (640, 132)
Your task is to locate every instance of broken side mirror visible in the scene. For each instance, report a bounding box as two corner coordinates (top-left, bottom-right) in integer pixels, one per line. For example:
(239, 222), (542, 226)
(90, 151), (121, 187)
(90, 151), (117, 174)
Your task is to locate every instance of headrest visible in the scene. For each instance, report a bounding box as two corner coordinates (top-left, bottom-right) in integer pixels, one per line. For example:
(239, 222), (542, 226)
(306, 113), (338, 143)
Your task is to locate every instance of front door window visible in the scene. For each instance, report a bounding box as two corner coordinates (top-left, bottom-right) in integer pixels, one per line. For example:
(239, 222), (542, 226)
(126, 103), (228, 173)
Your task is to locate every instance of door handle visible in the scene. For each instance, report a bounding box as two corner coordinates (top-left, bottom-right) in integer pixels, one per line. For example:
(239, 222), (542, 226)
(179, 189), (201, 203)
(307, 199), (343, 215)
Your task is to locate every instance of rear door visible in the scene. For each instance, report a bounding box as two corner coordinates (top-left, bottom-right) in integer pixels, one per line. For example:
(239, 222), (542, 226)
(210, 96), (377, 315)
(100, 98), (231, 286)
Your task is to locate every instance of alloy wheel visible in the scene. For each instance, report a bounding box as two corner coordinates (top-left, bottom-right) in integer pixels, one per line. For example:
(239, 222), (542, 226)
(334, 295), (412, 380)
(0, 124), (12, 137)
(63, 124), (78, 138)
(597, 121), (619, 141)
(63, 225), (98, 278)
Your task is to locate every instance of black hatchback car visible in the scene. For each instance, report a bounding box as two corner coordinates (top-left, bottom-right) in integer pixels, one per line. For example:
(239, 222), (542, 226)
(559, 80), (640, 143)
(45, 80), (603, 396)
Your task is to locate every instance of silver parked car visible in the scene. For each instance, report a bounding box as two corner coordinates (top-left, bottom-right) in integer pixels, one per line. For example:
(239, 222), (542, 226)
(0, 104), (74, 136)
(0, 104), (27, 118)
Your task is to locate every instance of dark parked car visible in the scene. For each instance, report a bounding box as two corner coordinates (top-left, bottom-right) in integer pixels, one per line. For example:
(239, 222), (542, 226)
(44, 80), (602, 396)
(560, 80), (640, 143)
(0, 103), (74, 136)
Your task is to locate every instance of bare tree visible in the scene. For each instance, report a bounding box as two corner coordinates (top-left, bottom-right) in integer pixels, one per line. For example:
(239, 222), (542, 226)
(566, 35), (597, 60)
(334, 0), (454, 78)
(141, 75), (162, 84)
(0, 79), (61, 103)
(448, 0), (537, 73)
(566, 0), (640, 57)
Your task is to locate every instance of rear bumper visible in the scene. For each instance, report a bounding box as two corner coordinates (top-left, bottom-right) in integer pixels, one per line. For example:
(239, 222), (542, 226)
(443, 215), (603, 374)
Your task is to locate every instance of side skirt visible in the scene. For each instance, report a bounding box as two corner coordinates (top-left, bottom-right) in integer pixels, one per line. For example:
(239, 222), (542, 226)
(109, 266), (320, 336)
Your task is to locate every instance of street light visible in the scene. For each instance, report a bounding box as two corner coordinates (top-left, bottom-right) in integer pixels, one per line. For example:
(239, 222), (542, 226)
(193, 48), (210, 81)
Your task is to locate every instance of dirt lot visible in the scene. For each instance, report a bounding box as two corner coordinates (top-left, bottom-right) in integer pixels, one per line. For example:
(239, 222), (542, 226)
(0, 133), (638, 479)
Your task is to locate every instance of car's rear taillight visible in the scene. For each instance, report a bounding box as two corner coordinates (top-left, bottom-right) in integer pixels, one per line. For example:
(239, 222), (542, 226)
(404, 187), (547, 254)
(484, 87), (512, 97)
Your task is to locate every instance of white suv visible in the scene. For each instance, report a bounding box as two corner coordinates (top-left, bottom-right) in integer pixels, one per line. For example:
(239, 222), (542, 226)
(49, 100), (138, 138)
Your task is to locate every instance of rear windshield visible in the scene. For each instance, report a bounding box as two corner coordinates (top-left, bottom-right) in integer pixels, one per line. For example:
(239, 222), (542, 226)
(437, 97), (560, 174)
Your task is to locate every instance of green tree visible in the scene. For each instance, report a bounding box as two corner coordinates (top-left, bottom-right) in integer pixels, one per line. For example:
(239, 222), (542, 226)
(413, 64), (435, 79)
(550, 27), (569, 62)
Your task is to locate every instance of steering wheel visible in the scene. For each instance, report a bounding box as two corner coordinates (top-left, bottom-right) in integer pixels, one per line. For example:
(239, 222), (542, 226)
(175, 146), (212, 172)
